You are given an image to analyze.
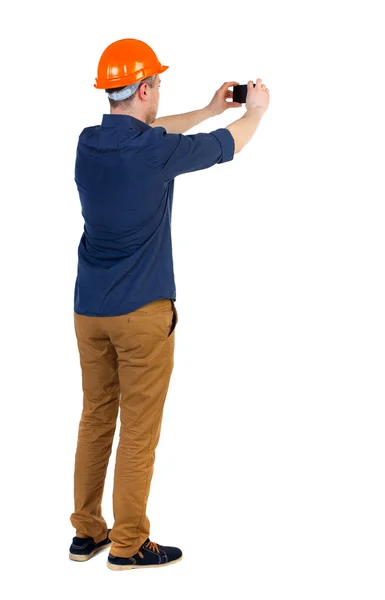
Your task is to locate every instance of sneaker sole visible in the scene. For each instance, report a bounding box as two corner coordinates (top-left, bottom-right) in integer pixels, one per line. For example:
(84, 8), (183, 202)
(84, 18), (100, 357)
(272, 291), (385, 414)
(69, 541), (112, 562)
(106, 555), (183, 570)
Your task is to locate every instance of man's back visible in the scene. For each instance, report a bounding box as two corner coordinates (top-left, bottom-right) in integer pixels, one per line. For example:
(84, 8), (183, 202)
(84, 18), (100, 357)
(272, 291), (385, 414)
(74, 113), (234, 317)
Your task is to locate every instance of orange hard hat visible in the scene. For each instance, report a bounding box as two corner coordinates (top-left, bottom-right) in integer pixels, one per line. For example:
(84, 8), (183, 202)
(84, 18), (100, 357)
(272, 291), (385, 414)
(94, 38), (169, 89)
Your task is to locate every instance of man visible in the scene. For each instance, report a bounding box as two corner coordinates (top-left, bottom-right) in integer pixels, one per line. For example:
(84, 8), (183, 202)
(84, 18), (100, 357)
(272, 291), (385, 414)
(69, 38), (270, 571)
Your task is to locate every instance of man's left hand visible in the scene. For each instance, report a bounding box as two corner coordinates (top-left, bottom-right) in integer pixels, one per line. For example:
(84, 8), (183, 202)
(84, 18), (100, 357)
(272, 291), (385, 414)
(206, 81), (243, 117)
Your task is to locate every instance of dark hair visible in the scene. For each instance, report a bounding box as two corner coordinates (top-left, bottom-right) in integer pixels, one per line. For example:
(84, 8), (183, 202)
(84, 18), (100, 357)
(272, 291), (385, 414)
(105, 75), (156, 109)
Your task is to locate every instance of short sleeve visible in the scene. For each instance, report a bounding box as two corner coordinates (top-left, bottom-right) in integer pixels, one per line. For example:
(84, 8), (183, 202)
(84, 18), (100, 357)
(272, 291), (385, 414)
(150, 127), (235, 180)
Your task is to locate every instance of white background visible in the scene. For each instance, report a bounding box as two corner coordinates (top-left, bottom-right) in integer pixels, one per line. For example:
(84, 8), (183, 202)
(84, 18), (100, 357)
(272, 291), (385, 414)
(2, 0), (385, 598)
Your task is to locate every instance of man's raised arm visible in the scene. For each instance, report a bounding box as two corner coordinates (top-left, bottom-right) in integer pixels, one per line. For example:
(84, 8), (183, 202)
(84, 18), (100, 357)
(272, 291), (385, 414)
(151, 81), (242, 133)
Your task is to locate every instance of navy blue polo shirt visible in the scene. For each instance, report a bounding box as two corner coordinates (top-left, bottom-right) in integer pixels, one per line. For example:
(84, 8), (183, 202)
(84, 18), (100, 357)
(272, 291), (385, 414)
(74, 114), (235, 316)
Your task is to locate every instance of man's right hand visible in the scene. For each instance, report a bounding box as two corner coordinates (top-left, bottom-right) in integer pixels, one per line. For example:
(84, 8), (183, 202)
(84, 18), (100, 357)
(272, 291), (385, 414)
(246, 78), (270, 113)
(226, 78), (270, 153)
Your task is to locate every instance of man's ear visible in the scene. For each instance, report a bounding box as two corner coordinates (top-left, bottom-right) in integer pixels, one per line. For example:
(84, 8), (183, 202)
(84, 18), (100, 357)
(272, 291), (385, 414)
(137, 82), (148, 101)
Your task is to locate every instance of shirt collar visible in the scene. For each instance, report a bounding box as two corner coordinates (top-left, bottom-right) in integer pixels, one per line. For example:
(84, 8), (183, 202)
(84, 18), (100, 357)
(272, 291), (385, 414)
(101, 114), (151, 132)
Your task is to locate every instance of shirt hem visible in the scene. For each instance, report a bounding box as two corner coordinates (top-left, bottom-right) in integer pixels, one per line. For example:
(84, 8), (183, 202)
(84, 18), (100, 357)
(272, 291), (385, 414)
(74, 293), (176, 317)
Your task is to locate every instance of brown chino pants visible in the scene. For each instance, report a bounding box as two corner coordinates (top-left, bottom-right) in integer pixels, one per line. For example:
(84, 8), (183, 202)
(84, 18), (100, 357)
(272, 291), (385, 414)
(70, 298), (178, 558)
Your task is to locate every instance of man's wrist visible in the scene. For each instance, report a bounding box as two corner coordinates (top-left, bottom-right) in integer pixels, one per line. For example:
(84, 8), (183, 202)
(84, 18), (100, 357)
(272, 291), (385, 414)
(204, 104), (220, 119)
(244, 106), (265, 120)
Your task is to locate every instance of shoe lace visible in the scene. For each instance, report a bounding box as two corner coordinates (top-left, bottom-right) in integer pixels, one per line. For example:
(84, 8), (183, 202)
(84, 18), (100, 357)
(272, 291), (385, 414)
(139, 540), (159, 558)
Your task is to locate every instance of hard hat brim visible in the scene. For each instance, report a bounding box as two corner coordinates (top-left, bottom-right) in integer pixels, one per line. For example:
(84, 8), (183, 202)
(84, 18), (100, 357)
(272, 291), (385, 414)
(95, 64), (169, 90)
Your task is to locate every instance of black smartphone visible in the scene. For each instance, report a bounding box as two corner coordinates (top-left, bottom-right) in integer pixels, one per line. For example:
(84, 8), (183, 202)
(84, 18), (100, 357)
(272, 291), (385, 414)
(233, 83), (255, 104)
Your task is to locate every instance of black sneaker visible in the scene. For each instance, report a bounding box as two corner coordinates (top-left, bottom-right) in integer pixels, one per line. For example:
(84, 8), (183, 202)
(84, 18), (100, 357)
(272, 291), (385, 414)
(107, 537), (183, 570)
(69, 529), (111, 562)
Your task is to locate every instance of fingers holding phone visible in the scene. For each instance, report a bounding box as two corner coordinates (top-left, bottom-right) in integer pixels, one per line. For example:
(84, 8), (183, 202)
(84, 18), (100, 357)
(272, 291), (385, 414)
(233, 79), (270, 112)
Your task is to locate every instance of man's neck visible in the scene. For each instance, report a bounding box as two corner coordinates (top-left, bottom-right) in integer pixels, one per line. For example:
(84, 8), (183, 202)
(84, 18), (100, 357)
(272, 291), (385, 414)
(110, 109), (145, 123)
